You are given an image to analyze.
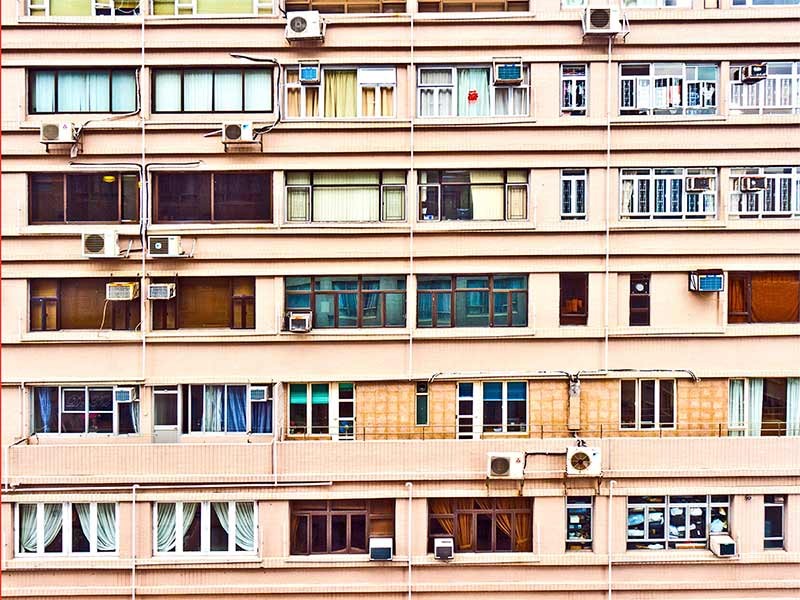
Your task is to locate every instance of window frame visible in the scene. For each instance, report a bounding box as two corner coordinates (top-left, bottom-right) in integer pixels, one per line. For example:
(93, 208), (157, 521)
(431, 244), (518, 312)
(28, 68), (138, 115)
(478, 380), (528, 434)
(729, 62), (800, 115)
(28, 173), (140, 225)
(728, 378), (790, 437)
(15, 502), (119, 557)
(290, 499), (394, 555)
(728, 167), (800, 218)
(152, 501), (258, 555)
(417, 0), (529, 11)
(151, 67), (274, 114)
(626, 495), (730, 551)
(559, 273), (589, 326)
(30, 385), (140, 436)
(415, 382), (429, 426)
(629, 273), (651, 327)
(287, 382), (355, 439)
(560, 169), (587, 219)
(620, 379), (676, 430)
(764, 495), (785, 550)
(566, 496), (593, 551)
(561, 64), (588, 116)
(727, 271), (800, 324)
(151, 277), (256, 330)
(177, 384), (272, 434)
(619, 167), (718, 219)
(418, 169), (529, 222)
(619, 63), (719, 117)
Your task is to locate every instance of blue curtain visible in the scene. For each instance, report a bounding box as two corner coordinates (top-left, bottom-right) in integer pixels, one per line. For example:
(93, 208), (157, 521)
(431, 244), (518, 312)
(35, 387), (58, 433)
(33, 72), (56, 113)
(251, 401), (272, 434)
(227, 386), (247, 432)
(57, 71), (110, 112)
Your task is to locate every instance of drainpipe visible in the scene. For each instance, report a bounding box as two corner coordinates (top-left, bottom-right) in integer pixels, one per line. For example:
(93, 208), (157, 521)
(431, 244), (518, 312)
(603, 35), (613, 372)
(405, 481), (413, 600)
(607, 479), (616, 600)
(407, 11), (416, 380)
(131, 483), (139, 600)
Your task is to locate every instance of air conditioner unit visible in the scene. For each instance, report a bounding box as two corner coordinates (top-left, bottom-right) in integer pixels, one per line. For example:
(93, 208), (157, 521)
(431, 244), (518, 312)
(582, 7), (621, 35)
(148, 235), (183, 258)
(222, 122), (257, 144)
(688, 270), (724, 293)
(740, 176), (767, 192)
(114, 386), (138, 403)
(733, 63), (767, 85)
(685, 177), (714, 192)
(285, 11), (324, 42)
(82, 231), (119, 258)
(249, 385), (270, 402)
(566, 446), (602, 476)
(709, 534), (737, 557)
(434, 537), (455, 560)
(299, 60), (321, 84)
(487, 452), (525, 479)
(147, 283), (177, 300)
(40, 121), (76, 144)
(368, 537), (393, 561)
(287, 311), (313, 333)
(153, 429), (179, 444)
(106, 282), (140, 301)
(493, 58), (524, 85)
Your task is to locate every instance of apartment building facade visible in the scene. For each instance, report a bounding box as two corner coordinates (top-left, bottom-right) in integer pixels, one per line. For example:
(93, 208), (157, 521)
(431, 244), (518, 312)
(1, 0), (799, 597)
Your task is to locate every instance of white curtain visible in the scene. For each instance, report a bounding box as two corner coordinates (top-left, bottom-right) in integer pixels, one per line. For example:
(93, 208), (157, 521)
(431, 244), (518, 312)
(286, 188), (310, 221)
(184, 71), (213, 112)
(156, 503), (197, 552)
(382, 187), (405, 221)
(96, 504), (117, 552)
(204, 386), (224, 432)
(469, 171), (505, 220)
(18, 504), (38, 553)
(727, 379), (745, 437)
(211, 502), (255, 551)
(111, 71), (137, 112)
(244, 71), (272, 111)
(312, 173), (380, 222)
(154, 71), (181, 112)
(33, 72), (56, 113)
(747, 378), (764, 437)
(214, 71), (243, 111)
(42, 504), (63, 550)
(57, 71), (110, 112)
(786, 378), (800, 437)
(495, 87), (527, 117)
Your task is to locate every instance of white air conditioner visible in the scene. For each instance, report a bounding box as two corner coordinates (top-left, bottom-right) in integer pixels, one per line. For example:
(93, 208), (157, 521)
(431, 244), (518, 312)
(222, 122), (256, 143)
(287, 311), (312, 333)
(249, 385), (270, 402)
(566, 446), (602, 476)
(493, 58), (524, 84)
(740, 176), (766, 192)
(368, 537), (393, 561)
(709, 534), (737, 557)
(148, 235), (183, 258)
(285, 10), (324, 41)
(487, 452), (525, 479)
(40, 121), (76, 144)
(147, 283), (177, 300)
(434, 537), (455, 560)
(106, 282), (140, 301)
(82, 231), (119, 258)
(688, 271), (724, 293)
(733, 63), (767, 85)
(582, 7), (621, 35)
(299, 60), (321, 84)
(685, 177), (714, 192)
(114, 386), (138, 403)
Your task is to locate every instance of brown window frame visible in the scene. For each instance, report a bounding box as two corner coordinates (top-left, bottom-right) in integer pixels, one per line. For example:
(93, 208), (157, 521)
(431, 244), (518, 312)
(629, 273), (651, 326)
(418, 0), (528, 12)
(284, 0), (406, 13)
(29, 173), (140, 225)
(427, 498), (532, 553)
(150, 67), (274, 114)
(30, 278), (139, 332)
(559, 273), (589, 325)
(153, 172), (273, 224)
(151, 277), (255, 331)
(728, 271), (800, 324)
(290, 500), (394, 555)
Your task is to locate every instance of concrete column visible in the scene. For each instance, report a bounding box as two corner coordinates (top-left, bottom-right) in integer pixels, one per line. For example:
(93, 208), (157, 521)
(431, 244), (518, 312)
(261, 500), (289, 558)
(731, 494), (763, 555)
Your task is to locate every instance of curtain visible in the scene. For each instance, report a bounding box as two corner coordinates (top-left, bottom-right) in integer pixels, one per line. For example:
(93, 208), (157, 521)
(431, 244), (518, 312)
(42, 504), (63, 550)
(622, 180), (634, 213)
(227, 386), (246, 433)
(324, 71), (357, 118)
(152, 0), (176, 14)
(154, 71), (182, 112)
(130, 402), (140, 434)
(19, 505), (38, 553)
(214, 71), (243, 112)
(313, 173), (380, 222)
(33, 72), (56, 113)
(244, 71), (272, 112)
(50, 0), (92, 17)
(183, 71), (213, 112)
(514, 511), (532, 551)
(287, 188), (310, 221)
(507, 185), (527, 220)
(456, 509), (473, 551)
(204, 386), (224, 432)
(728, 379), (745, 436)
(75, 503), (91, 550)
(750, 273), (800, 323)
(36, 387), (57, 433)
(429, 499), (455, 536)
(380, 88), (394, 117)
(196, 0), (253, 13)
(748, 378), (764, 437)
(495, 87), (527, 117)
(96, 504), (117, 552)
(382, 187), (405, 221)
(786, 378), (800, 437)
(457, 68), (490, 117)
(251, 401), (272, 433)
(236, 502), (256, 551)
(57, 71), (109, 112)
(111, 71), (137, 112)
(469, 171), (504, 220)
(156, 503), (177, 552)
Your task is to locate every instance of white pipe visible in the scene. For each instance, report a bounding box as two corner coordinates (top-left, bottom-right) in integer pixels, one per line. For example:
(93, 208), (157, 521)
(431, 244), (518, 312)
(131, 483), (139, 600)
(407, 11), (416, 380)
(139, 1), (148, 382)
(405, 481), (413, 600)
(5, 481), (334, 494)
(604, 35), (613, 372)
(607, 479), (616, 600)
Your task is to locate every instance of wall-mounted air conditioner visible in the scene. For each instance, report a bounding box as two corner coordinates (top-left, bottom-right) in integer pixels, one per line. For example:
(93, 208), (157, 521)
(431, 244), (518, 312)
(709, 534), (737, 557)
(582, 7), (621, 35)
(249, 385), (270, 403)
(566, 446), (601, 476)
(82, 231), (119, 258)
(434, 537), (455, 560)
(222, 122), (257, 143)
(285, 11), (324, 42)
(368, 537), (393, 561)
(148, 235), (183, 258)
(40, 122), (76, 144)
(147, 283), (177, 300)
(733, 63), (767, 85)
(688, 270), (724, 293)
(106, 282), (140, 301)
(487, 452), (525, 479)
(740, 176), (766, 192)
(299, 60), (321, 84)
(114, 386), (138, 403)
(685, 177), (714, 192)
(287, 311), (313, 332)
(493, 58), (524, 85)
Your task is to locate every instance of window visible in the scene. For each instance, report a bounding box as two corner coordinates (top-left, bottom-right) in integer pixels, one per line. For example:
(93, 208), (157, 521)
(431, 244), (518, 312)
(177, 384), (272, 434)
(152, 69), (273, 113)
(764, 495), (785, 550)
(561, 65), (587, 115)
(27, 0), (140, 15)
(627, 495), (729, 550)
(31, 386), (140, 435)
(620, 168), (717, 219)
(285, 171), (406, 223)
(729, 167), (800, 218)
(285, 67), (396, 118)
(622, 0), (690, 5)
(419, 0), (527, 10)
(290, 500), (394, 555)
(29, 173), (139, 224)
(154, 172), (271, 223)
(154, 502), (257, 554)
(619, 63), (718, 116)
(152, 0), (273, 15)
(561, 169), (587, 219)
(428, 498), (532, 553)
(629, 273), (651, 326)
(288, 383), (355, 438)
(415, 382), (429, 426)
(285, 276), (406, 328)
(566, 497), (593, 551)
(285, 0), (404, 11)
(30, 279), (140, 332)
(152, 277), (255, 330)
(30, 69), (137, 114)
(417, 275), (527, 328)
(418, 170), (528, 221)
(728, 272), (800, 324)
(729, 62), (800, 114)
(16, 503), (117, 556)
(620, 379), (675, 430)
(728, 378), (798, 437)
(732, 0), (799, 5)
(456, 381), (528, 436)
(559, 273), (588, 325)
(418, 67), (529, 117)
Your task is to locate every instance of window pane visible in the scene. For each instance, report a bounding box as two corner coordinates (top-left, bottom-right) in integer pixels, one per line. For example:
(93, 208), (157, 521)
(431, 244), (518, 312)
(214, 71), (243, 111)
(154, 71), (182, 112)
(244, 70), (273, 111)
(43, 504), (63, 553)
(183, 71), (213, 111)
(210, 503), (229, 551)
(57, 71), (110, 112)
(156, 174), (211, 222)
(66, 174), (120, 222)
(659, 380), (675, 427)
(640, 380), (656, 428)
(620, 381), (636, 428)
(30, 174), (64, 223)
(213, 173), (271, 221)
(182, 504), (201, 551)
(71, 505), (91, 552)
(111, 71), (137, 112)
(32, 71), (56, 113)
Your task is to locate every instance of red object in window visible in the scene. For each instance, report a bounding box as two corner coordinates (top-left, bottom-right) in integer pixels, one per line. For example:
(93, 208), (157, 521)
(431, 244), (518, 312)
(467, 89), (479, 103)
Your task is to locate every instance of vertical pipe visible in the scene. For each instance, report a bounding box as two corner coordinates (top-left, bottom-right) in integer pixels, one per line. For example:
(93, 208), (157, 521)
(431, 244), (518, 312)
(607, 479), (616, 600)
(604, 35), (613, 372)
(407, 12), (415, 380)
(405, 481), (413, 600)
(131, 483), (139, 600)
(139, 3), (148, 382)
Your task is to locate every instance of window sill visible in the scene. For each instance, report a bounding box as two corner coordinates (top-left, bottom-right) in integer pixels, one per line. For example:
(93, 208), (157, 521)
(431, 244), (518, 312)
(419, 552), (539, 565)
(3, 557), (125, 571)
(611, 115), (726, 125)
(611, 219), (723, 229)
(19, 224), (141, 236)
(617, 549), (734, 564)
(414, 220), (534, 232)
(21, 331), (141, 343)
(725, 323), (800, 336)
(415, 116), (534, 126)
(285, 554), (374, 564)
(142, 555), (260, 567)
(413, 328), (534, 339)
(609, 327), (726, 337)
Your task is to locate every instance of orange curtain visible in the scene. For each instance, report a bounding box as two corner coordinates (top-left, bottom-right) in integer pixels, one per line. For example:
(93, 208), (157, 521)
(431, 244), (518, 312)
(727, 274), (747, 323)
(751, 273), (800, 323)
(513, 511), (532, 551)
(429, 499), (454, 536)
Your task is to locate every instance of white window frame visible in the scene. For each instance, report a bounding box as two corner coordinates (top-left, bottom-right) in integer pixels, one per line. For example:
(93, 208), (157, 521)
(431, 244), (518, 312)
(621, 0), (691, 6)
(15, 502), (119, 556)
(27, 0), (49, 15)
(626, 495), (730, 550)
(457, 381), (528, 437)
(619, 63), (719, 116)
(566, 496), (593, 550)
(561, 64), (588, 115)
(732, 0), (799, 6)
(149, 0), (274, 15)
(288, 383), (356, 440)
(764, 495), (785, 550)
(180, 384), (273, 435)
(729, 167), (800, 218)
(415, 382), (429, 427)
(561, 169), (587, 219)
(620, 167), (718, 219)
(92, 0), (141, 15)
(620, 379), (676, 430)
(152, 501), (258, 555)
(729, 63), (800, 115)
(31, 385), (140, 435)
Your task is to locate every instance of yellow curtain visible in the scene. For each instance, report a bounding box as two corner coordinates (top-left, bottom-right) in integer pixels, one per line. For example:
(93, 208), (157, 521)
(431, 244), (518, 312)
(380, 88), (394, 116)
(454, 499), (474, 551)
(429, 499), (454, 536)
(362, 88), (376, 117)
(306, 88), (319, 117)
(513, 511), (532, 551)
(324, 71), (357, 118)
